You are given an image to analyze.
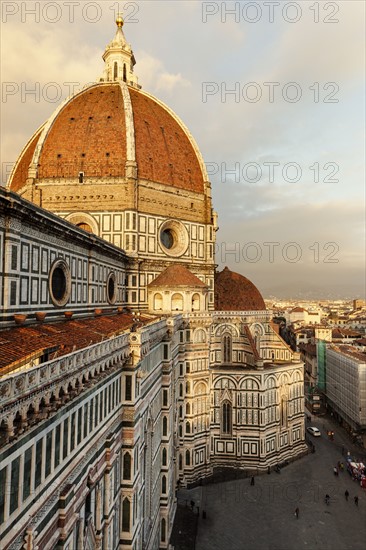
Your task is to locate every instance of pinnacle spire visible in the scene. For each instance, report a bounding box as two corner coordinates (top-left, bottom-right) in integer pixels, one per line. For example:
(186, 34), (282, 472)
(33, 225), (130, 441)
(100, 15), (140, 88)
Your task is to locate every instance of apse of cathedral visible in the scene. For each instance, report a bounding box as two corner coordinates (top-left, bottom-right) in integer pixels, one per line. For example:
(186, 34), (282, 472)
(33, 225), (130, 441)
(0, 18), (306, 550)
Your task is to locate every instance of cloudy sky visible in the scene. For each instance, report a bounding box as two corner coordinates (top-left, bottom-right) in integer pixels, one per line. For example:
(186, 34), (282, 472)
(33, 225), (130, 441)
(1, 1), (365, 299)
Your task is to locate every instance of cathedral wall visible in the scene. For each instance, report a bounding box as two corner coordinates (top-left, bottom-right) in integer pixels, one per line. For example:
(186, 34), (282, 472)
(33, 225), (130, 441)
(0, 342), (126, 549)
(55, 209), (214, 268)
(52, 206), (216, 311)
(0, 189), (127, 327)
(173, 315), (306, 486)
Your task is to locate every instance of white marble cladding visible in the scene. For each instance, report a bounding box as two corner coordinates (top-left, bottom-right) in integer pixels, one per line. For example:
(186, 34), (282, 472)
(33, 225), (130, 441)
(0, 334), (130, 421)
(60, 210), (215, 263)
(0, 188), (128, 324)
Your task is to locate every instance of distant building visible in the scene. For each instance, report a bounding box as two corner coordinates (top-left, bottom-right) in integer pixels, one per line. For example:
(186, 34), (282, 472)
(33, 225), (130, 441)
(314, 327), (332, 342)
(326, 345), (366, 446)
(285, 307), (321, 326)
(299, 342), (327, 414)
(353, 299), (366, 310)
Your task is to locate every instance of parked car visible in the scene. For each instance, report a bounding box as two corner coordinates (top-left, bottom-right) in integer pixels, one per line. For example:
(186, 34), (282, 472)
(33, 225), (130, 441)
(307, 426), (321, 437)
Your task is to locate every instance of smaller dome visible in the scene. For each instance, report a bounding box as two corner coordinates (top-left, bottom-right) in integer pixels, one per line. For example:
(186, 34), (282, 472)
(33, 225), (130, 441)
(148, 265), (207, 288)
(214, 267), (266, 311)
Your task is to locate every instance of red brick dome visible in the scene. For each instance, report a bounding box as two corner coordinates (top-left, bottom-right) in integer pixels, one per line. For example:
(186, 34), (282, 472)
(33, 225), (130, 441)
(8, 82), (207, 194)
(214, 267), (266, 311)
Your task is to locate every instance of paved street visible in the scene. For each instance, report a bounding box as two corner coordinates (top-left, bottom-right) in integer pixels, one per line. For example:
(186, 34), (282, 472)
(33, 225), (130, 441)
(177, 415), (366, 550)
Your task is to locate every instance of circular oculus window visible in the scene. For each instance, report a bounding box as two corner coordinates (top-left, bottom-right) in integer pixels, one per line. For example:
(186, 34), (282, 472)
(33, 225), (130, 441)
(159, 220), (188, 257)
(106, 272), (117, 304)
(49, 259), (71, 307)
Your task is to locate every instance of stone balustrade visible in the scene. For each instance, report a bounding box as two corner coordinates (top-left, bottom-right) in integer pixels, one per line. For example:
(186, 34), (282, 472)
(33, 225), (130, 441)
(0, 332), (130, 427)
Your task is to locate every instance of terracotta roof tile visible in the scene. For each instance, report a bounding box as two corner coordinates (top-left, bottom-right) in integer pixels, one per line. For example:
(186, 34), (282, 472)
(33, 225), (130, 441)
(0, 313), (153, 374)
(214, 267), (265, 311)
(9, 83), (206, 193)
(148, 265), (207, 288)
(39, 84), (127, 179)
(10, 130), (43, 192)
(129, 88), (205, 192)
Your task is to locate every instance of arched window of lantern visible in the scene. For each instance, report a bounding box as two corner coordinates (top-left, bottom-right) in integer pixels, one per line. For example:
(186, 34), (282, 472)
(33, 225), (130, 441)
(123, 63), (127, 82)
(113, 62), (118, 81)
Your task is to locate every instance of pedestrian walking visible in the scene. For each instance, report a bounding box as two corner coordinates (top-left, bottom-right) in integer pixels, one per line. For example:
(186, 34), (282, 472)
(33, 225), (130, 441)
(250, 476), (255, 486)
(333, 466), (338, 476)
(345, 490), (349, 501)
(354, 496), (359, 506)
(295, 507), (299, 519)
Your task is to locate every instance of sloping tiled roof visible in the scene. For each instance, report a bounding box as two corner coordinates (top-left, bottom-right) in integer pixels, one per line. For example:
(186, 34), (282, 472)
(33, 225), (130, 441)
(148, 265), (207, 288)
(9, 83), (205, 194)
(214, 267), (266, 311)
(0, 313), (152, 374)
(243, 325), (261, 360)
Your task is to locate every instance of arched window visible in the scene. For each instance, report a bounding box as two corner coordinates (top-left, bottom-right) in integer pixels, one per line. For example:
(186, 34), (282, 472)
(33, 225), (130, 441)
(123, 63), (127, 82)
(186, 381), (190, 395)
(179, 453), (183, 470)
(179, 384), (183, 397)
(179, 405), (183, 418)
(161, 475), (167, 494)
(186, 421), (191, 434)
(222, 401), (232, 435)
(192, 293), (200, 311)
(223, 334), (232, 363)
(179, 425), (182, 437)
(113, 61), (118, 81)
(281, 397), (288, 427)
(171, 293), (183, 311)
(162, 416), (167, 436)
(185, 450), (190, 466)
(122, 498), (130, 531)
(123, 452), (131, 480)
(186, 402), (190, 415)
(154, 293), (163, 310)
(194, 329), (206, 343)
(162, 448), (167, 466)
(161, 518), (166, 543)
